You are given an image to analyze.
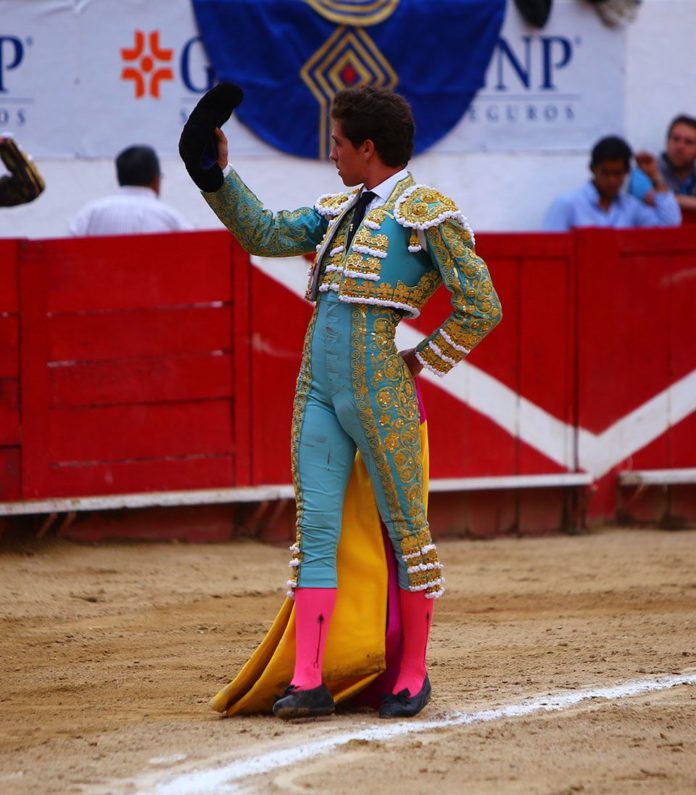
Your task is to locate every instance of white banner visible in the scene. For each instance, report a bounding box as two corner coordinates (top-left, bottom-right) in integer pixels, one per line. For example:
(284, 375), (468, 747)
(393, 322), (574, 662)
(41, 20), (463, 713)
(0, 0), (214, 157)
(434, 0), (626, 153)
(0, 0), (625, 158)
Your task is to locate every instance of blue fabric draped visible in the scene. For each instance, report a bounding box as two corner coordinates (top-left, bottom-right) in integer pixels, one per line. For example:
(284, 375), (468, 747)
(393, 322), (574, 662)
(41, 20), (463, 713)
(191, 0), (506, 159)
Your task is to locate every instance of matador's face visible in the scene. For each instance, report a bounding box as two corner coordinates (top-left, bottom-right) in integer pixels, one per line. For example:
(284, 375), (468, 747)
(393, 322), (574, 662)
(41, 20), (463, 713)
(330, 121), (368, 187)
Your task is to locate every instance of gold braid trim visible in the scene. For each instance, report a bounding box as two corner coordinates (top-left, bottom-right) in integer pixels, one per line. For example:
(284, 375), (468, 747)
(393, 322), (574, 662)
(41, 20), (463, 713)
(287, 306), (320, 594)
(315, 189), (358, 218)
(351, 305), (443, 597)
(340, 270), (440, 318)
(415, 344), (450, 376)
(353, 229), (389, 252)
(394, 184), (475, 243)
(414, 221), (502, 369)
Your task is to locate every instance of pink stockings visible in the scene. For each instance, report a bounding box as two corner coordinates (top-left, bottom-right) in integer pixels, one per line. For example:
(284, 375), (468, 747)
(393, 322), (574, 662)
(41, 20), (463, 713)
(290, 587), (337, 690)
(391, 588), (432, 696)
(291, 586), (433, 698)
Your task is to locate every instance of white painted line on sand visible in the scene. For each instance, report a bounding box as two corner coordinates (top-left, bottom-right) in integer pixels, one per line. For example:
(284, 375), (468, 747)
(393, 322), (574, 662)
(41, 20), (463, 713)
(132, 672), (696, 795)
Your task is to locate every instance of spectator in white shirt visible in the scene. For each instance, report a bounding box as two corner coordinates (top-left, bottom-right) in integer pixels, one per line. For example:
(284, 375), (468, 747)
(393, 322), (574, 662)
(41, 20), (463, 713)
(69, 145), (192, 236)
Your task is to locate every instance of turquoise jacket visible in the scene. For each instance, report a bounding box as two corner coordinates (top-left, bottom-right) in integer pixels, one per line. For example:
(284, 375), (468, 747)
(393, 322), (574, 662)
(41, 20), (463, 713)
(204, 168), (501, 376)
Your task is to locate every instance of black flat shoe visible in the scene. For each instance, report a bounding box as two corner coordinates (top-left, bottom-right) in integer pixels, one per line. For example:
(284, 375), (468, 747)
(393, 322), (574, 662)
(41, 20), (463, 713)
(272, 684), (335, 720)
(379, 675), (431, 719)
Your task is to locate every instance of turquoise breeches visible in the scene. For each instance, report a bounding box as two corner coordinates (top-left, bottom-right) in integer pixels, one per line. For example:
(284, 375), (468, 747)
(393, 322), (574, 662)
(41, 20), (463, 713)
(289, 293), (442, 595)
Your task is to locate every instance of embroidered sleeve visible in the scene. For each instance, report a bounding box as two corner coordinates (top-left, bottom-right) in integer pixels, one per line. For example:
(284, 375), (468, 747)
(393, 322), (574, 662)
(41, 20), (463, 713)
(415, 218), (502, 377)
(0, 137), (45, 208)
(202, 166), (328, 256)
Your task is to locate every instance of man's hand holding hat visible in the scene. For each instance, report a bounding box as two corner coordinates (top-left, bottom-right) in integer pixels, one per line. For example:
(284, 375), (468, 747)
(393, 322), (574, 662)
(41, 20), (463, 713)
(179, 82), (243, 192)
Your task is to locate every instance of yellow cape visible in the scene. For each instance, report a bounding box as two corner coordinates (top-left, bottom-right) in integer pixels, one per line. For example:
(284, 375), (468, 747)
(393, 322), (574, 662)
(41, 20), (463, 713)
(210, 423), (429, 716)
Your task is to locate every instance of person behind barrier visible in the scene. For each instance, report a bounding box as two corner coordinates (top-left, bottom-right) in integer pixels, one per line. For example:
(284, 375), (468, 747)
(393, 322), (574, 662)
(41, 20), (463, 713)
(180, 84), (502, 721)
(543, 135), (681, 231)
(0, 135), (45, 207)
(628, 115), (696, 216)
(69, 145), (191, 236)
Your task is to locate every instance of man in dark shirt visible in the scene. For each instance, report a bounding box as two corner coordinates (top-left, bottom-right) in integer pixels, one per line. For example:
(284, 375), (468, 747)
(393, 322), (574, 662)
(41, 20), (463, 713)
(629, 115), (696, 215)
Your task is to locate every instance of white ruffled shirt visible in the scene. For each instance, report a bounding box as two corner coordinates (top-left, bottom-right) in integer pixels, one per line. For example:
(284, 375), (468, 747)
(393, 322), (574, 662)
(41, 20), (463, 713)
(359, 169), (428, 250)
(69, 186), (192, 236)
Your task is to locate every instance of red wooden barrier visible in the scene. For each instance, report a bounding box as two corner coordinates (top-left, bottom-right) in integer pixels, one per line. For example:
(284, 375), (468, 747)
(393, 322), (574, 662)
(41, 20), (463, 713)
(248, 265), (312, 486)
(576, 226), (696, 521)
(0, 240), (20, 500)
(15, 232), (249, 498)
(1, 227), (695, 532)
(422, 233), (576, 478)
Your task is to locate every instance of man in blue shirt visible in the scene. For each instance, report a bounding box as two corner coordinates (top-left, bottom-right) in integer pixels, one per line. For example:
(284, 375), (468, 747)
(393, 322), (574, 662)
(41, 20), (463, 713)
(543, 136), (681, 231)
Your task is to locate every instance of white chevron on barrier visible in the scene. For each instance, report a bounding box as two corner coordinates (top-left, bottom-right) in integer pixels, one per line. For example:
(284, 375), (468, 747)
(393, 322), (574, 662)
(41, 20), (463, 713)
(577, 370), (696, 478)
(251, 256), (696, 480)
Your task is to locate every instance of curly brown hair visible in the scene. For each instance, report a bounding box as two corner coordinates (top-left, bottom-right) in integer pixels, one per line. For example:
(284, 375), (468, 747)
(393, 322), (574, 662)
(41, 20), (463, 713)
(331, 87), (414, 167)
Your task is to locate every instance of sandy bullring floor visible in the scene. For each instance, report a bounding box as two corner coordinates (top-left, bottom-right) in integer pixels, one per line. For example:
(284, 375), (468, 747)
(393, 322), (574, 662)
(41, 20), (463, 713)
(0, 527), (694, 794)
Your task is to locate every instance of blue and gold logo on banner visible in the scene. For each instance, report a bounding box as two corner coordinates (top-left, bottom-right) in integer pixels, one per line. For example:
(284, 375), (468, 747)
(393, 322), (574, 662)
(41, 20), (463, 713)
(306, 0), (399, 26)
(192, 0), (506, 159)
(301, 26), (398, 159)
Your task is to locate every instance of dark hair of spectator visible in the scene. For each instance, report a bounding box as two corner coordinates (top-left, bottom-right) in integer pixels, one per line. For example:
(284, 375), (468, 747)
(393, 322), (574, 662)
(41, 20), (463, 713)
(667, 114), (696, 136)
(116, 146), (160, 187)
(331, 87), (414, 167)
(590, 136), (633, 169)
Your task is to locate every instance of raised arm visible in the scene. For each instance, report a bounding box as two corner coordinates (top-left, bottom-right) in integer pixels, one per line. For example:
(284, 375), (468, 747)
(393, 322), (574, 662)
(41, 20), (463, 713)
(632, 152), (681, 227)
(179, 84), (326, 256)
(203, 133), (327, 257)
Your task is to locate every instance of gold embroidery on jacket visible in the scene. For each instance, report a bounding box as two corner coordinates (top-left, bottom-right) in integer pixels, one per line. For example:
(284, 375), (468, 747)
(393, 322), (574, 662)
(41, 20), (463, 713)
(416, 220), (502, 365)
(350, 305), (442, 595)
(396, 188), (459, 226)
(205, 169), (322, 256)
(288, 306), (320, 589)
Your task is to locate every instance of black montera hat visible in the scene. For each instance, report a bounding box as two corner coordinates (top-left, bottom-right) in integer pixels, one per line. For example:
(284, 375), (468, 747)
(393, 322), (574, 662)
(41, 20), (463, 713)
(179, 83), (243, 192)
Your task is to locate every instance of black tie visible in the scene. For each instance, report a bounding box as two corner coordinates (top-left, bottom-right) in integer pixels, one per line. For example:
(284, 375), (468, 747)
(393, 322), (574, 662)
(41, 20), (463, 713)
(346, 190), (376, 248)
